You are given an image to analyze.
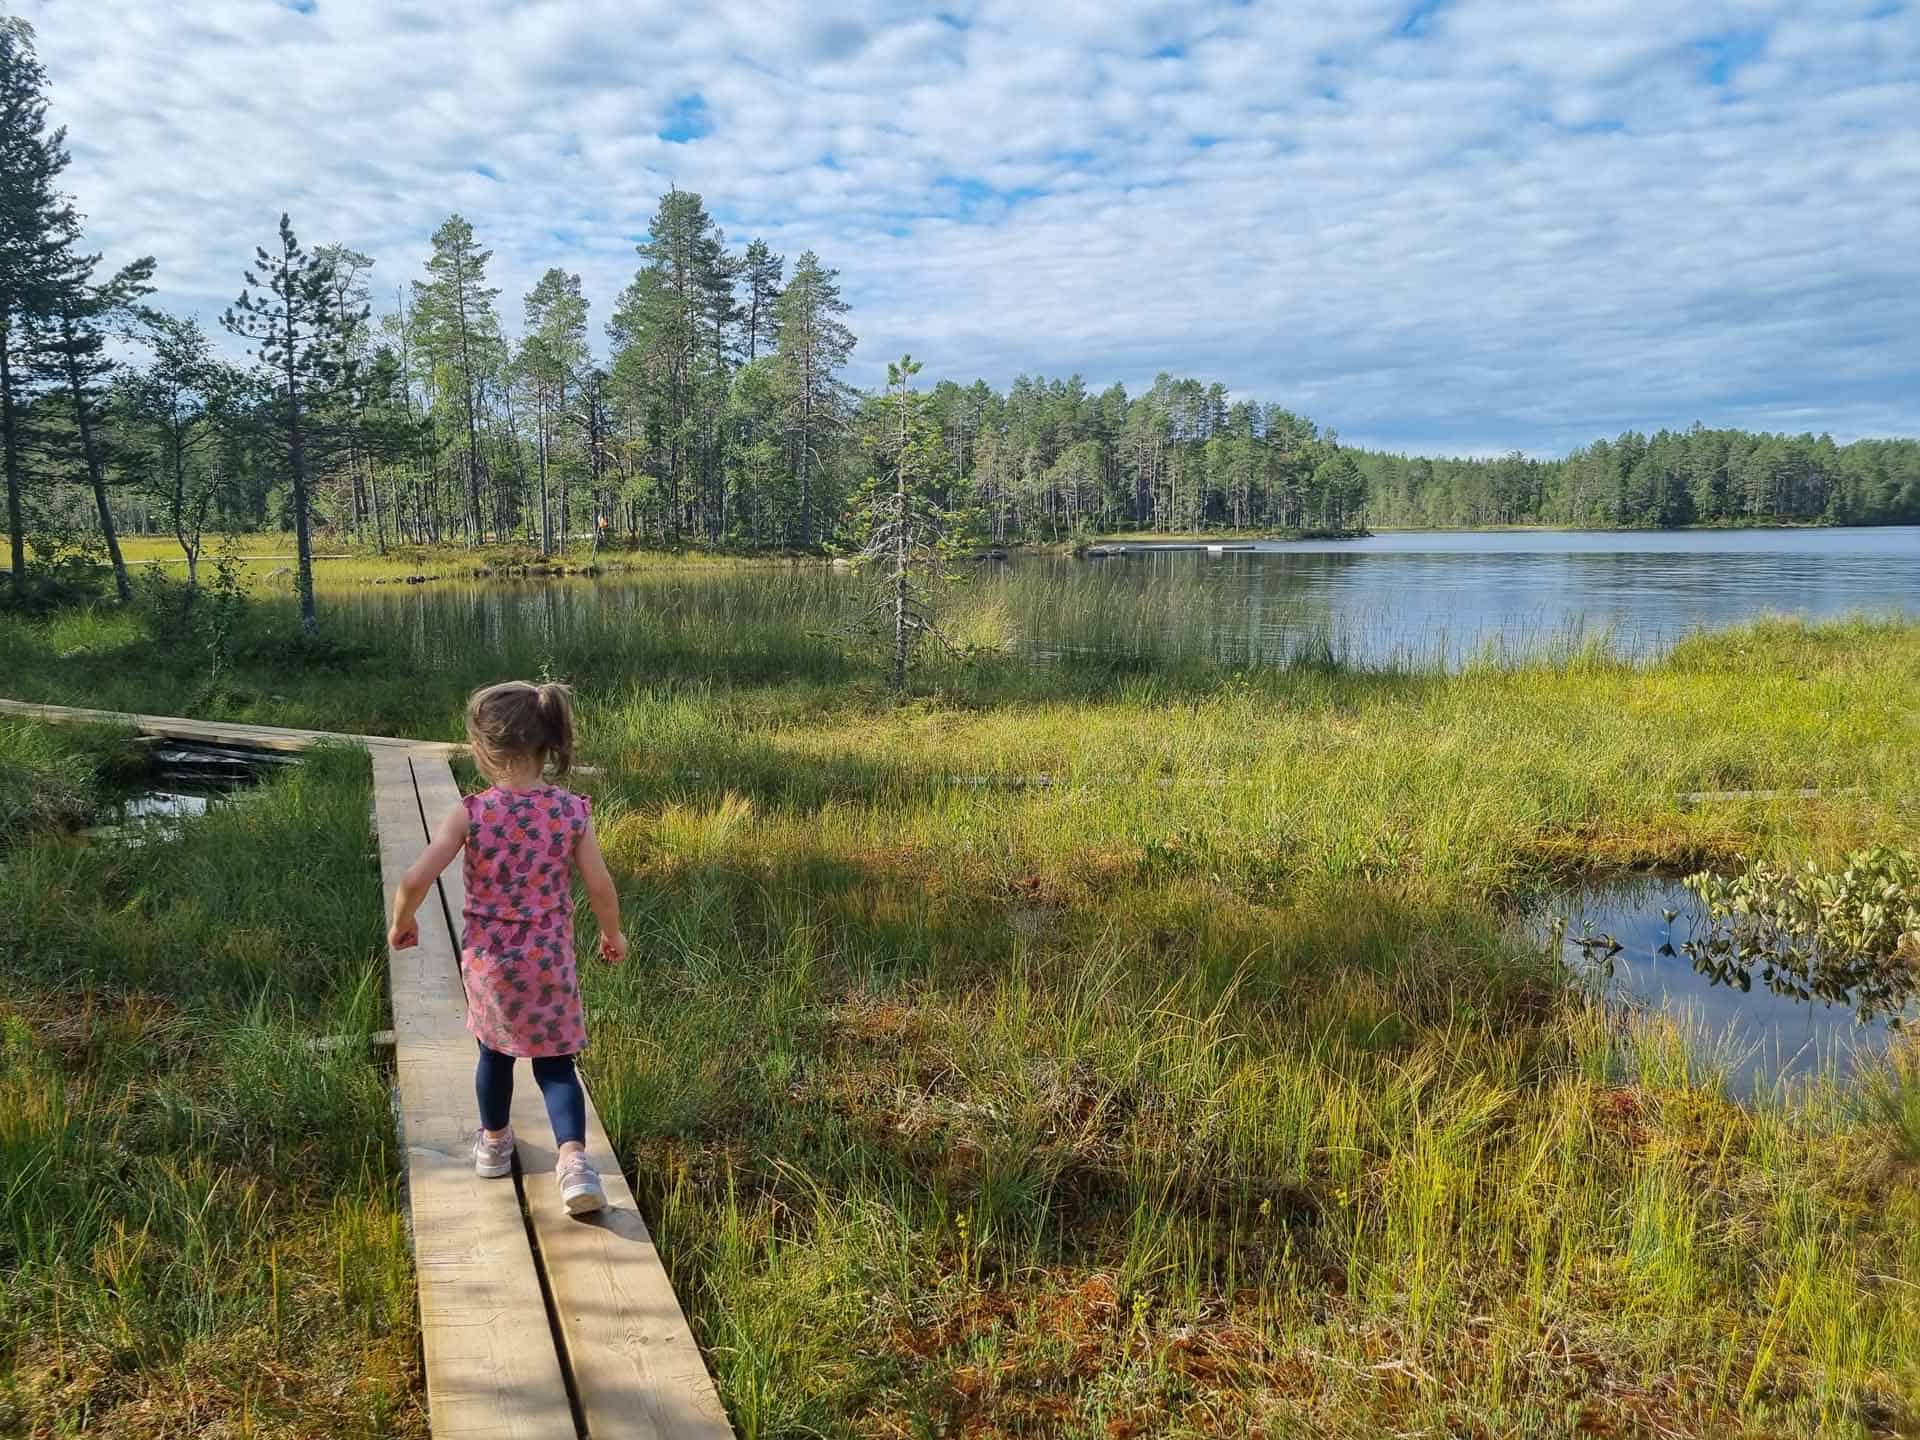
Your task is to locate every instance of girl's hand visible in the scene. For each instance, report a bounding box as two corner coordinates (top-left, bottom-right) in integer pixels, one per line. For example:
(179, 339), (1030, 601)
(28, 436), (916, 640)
(389, 916), (420, 950)
(599, 930), (628, 966)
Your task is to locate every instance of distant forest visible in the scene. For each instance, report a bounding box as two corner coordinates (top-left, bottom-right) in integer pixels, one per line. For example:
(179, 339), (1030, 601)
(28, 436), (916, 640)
(1355, 429), (1920, 530)
(4, 21), (1917, 598)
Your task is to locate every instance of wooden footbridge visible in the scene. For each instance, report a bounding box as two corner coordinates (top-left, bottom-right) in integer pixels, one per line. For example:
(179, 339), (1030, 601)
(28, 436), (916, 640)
(1, 699), (732, 1439)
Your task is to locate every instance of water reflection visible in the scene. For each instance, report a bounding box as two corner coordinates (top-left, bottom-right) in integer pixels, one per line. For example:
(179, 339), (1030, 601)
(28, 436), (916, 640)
(1074, 526), (1920, 666)
(83, 743), (283, 845)
(312, 527), (1920, 674)
(1541, 875), (1907, 1095)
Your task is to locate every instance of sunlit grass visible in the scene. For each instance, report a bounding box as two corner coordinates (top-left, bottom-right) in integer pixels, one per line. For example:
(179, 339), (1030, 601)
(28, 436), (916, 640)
(0, 740), (421, 1437)
(2, 579), (1917, 1435)
(113, 532), (782, 586)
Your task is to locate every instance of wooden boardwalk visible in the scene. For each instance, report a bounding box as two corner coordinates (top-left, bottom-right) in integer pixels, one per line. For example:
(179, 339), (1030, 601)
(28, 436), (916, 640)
(9, 699), (731, 1439)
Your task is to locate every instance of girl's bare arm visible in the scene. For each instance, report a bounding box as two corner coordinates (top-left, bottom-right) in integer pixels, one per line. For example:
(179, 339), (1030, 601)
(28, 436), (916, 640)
(388, 804), (468, 949)
(575, 819), (628, 964)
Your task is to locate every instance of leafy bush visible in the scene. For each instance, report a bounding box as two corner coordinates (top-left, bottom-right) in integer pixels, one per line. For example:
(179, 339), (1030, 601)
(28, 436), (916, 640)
(1683, 846), (1920, 1019)
(0, 536), (109, 615)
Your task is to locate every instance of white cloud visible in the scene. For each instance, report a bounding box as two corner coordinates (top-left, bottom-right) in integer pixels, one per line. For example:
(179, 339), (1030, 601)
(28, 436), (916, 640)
(17, 0), (1920, 450)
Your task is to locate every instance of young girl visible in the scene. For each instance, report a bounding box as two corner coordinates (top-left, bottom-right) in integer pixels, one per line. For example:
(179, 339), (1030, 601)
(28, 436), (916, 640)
(387, 680), (627, 1215)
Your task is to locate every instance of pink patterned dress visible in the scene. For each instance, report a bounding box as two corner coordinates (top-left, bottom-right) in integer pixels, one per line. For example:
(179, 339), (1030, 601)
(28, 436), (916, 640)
(460, 784), (592, 1057)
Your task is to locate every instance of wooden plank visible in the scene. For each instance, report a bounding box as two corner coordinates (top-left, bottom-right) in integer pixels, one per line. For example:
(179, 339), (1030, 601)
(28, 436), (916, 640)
(0, 696), (459, 756)
(372, 747), (577, 1440)
(508, 1092), (733, 1440)
(411, 758), (730, 1439)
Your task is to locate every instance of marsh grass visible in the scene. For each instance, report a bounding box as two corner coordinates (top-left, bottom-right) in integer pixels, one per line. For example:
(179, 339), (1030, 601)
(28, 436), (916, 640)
(2, 571), (1918, 1435)
(0, 738), (421, 1437)
(113, 532), (779, 586)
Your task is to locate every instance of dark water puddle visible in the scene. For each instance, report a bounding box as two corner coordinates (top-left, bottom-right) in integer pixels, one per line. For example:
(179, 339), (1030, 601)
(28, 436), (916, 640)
(1537, 875), (1909, 1097)
(84, 742), (288, 844)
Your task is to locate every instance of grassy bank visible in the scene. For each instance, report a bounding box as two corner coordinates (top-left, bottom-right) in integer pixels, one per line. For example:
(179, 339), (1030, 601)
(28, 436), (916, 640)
(2, 581), (1917, 1435)
(0, 729), (421, 1436)
(110, 533), (796, 587)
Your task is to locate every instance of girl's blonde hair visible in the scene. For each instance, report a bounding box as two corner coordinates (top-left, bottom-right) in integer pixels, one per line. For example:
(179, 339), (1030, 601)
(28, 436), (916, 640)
(466, 681), (574, 782)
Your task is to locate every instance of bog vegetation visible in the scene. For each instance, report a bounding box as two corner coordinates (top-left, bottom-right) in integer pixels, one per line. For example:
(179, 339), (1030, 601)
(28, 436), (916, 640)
(3, 567), (1919, 1436)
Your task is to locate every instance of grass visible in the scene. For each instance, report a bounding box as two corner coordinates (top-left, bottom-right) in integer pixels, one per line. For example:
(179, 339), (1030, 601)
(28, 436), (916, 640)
(112, 531), (794, 586)
(0, 718), (142, 837)
(2, 571), (1918, 1436)
(0, 731), (422, 1437)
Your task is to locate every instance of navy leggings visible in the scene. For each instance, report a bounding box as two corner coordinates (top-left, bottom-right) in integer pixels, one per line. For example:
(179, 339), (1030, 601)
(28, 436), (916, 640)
(475, 1041), (586, 1147)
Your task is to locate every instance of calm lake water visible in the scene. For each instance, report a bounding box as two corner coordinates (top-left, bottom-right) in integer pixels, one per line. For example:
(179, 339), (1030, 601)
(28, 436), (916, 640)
(1081, 526), (1920, 665)
(316, 526), (1920, 673)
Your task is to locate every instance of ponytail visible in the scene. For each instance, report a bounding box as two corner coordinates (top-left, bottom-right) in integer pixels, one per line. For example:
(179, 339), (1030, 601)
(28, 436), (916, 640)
(536, 682), (575, 777)
(466, 679), (576, 782)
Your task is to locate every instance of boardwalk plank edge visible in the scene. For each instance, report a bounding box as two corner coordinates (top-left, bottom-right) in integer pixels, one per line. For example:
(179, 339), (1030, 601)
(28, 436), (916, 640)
(0, 696), (460, 755)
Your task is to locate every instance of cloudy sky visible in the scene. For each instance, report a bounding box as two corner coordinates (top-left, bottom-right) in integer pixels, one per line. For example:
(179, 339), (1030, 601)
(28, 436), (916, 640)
(17, 0), (1920, 454)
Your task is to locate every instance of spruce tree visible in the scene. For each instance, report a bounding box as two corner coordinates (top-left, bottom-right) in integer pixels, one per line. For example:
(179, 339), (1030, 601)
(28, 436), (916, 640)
(849, 355), (959, 693)
(223, 214), (355, 634)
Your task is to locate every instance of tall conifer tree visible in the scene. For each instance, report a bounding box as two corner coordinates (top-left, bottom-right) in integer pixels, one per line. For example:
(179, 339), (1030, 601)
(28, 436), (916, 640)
(0, 22), (76, 583)
(413, 215), (500, 542)
(520, 267), (588, 554)
(50, 252), (155, 600)
(610, 189), (733, 539)
(224, 214), (355, 633)
(740, 238), (783, 362)
(773, 250), (855, 547)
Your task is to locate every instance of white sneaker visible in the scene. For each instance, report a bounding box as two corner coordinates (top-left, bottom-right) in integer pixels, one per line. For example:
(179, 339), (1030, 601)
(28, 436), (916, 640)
(473, 1127), (515, 1178)
(557, 1152), (606, 1214)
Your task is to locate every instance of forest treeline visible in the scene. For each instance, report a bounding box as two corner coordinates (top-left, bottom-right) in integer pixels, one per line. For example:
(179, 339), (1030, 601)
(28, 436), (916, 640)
(1356, 429), (1920, 530)
(4, 21), (1917, 623)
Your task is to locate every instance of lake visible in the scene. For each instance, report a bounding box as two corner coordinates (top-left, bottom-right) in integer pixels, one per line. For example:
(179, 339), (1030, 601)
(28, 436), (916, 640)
(1078, 526), (1920, 666)
(314, 525), (1920, 676)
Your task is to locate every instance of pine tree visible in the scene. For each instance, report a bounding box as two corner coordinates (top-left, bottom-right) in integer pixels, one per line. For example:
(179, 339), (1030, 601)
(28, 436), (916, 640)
(740, 238), (784, 361)
(0, 23), (77, 584)
(609, 189), (732, 540)
(413, 214), (501, 543)
(773, 250), (855, 548)
(49, 252), (155, 601)
(520, 268), (588, 554)
(223, 214), (355, 634)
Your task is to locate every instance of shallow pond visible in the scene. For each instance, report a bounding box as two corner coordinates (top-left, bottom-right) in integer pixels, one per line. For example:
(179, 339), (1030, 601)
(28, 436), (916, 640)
(85, 742), (288, 843)
(1541, 875), (1909, 1096)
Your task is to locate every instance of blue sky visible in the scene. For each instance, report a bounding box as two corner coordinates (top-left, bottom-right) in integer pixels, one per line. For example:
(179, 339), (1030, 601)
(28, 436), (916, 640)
(18, 0), (1920, 455)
